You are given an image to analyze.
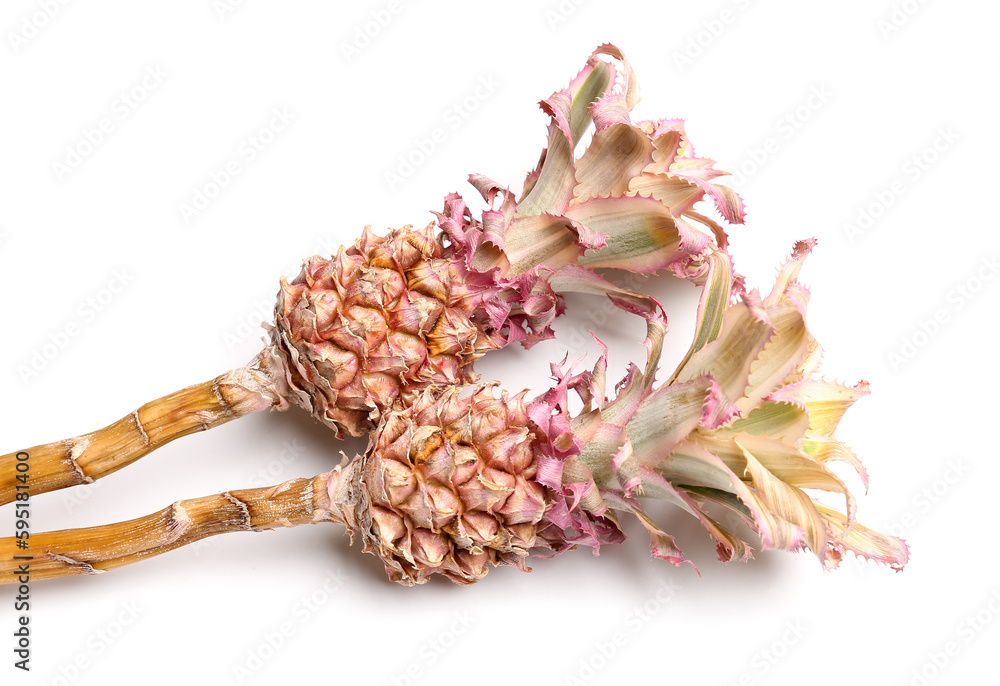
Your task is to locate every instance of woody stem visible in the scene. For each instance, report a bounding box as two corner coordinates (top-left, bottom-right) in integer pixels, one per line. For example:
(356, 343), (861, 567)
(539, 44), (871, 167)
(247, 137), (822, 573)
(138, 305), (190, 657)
(0, 349), (287, 507)
(0, 472), (338, 583)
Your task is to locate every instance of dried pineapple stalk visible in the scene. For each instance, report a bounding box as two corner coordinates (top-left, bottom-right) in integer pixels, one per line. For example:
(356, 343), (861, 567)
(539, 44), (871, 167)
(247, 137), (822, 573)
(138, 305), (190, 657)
(0, 44), (743, 505)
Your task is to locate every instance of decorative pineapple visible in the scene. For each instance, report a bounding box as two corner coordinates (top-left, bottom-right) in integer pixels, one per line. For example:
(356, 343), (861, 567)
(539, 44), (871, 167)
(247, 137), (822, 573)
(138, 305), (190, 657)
(0, 44), (745, 503)
(322, 244), (908, 585)
(331, 384), (547, 585)
(0, 243), (907, 582)
(0, 45), (907, 587)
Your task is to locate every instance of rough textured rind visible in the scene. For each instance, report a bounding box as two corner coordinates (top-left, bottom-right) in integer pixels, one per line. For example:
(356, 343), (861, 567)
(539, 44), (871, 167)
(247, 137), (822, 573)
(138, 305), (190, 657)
(329, 385), (550, 585)
(270, 224), (510, 437)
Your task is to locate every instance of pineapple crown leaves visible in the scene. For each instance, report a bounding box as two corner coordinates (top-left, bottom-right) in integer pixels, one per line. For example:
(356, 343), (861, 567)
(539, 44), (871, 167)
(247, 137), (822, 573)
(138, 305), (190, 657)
(527, 240), (908, 573)
(450, 43), (748, 322)
(269, 43), (750, 441)
(526, 312), (668, 558)
(516, 44), (744, 244)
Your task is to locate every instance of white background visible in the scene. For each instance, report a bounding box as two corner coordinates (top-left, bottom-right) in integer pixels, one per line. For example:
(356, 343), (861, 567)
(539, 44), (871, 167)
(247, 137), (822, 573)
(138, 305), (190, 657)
(1, 1), (998, 685)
